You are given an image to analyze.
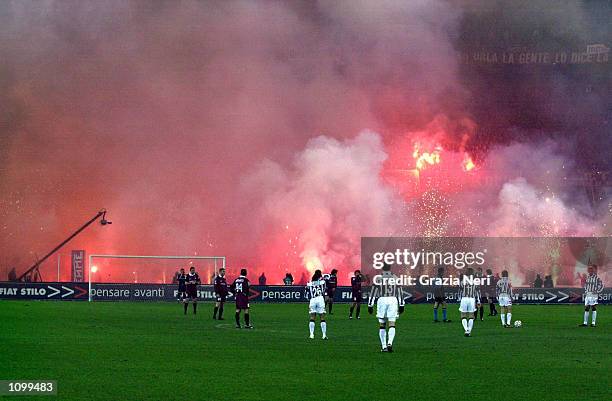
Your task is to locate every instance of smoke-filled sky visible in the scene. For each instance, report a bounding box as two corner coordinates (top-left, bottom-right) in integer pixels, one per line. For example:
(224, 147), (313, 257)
(1, 0), (610, 284)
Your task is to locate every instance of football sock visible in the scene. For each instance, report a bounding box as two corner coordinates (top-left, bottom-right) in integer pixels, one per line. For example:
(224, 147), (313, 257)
(321, 322), (327, 337)
(479, 307), (484, 319)
(309, 321), (315, 335)
(501, 313), (506, 325)
(583, 311), (589, 325)
(592, 311), (597, 324)
(506, 313), (511, 325)
(213, 306), (218, 318)
(328, 302), (333, 314)
(245, 313), (250, 325)
(219, 305), (224, 319)
(461, 318), (468, 332)
(235, 311), (240, 326)
(434, 308), (438, 320)
(468, 318), (474, 333)
(442, 308), (447, 320)
(356, 304), (360, 317)
(349, 305), (354, 317)
(379, 329), (387, 348)
(184, 302), (188, 314)
(193, 303), (197, 314)
(388, 327), (396, 345)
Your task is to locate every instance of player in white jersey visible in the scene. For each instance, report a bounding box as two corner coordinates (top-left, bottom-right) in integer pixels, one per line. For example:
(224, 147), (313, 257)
(496, 270), (513, 328)
(458, 267), (481, 337)
(305, 269), (328, 339)
(368, 264), (405, 352)
(579, 264), (604, 327)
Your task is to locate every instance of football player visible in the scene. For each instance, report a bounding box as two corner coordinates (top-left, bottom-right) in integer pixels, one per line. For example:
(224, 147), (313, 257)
(213, 267), (229, 320)
(368, 264), (405, 352)
(305, 270), (328, 339)
(176, 268), (187, 304)
(349, 270), (363, 319)
(459, 267), (481, 337)
(230, 268), (252, 329)
(580, 264), (604, 327)
(432, 267), (450, 323)
(185, 266), (200, 315)
(485, 268), (498, 316)
(324, 269), (338, 314)
(496, 270), (513, 327)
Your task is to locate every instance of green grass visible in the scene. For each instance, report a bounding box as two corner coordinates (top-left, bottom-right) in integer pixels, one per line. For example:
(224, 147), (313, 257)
(0, 302), (610, 401)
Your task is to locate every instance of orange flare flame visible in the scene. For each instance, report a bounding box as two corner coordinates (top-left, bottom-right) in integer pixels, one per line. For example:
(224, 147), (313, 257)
(462, 153), (475, 171)
(413, 142), (442, 170)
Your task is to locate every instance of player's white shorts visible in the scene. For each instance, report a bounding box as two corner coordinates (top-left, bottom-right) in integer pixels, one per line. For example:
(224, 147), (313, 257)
(376, 297), (399, 322)
(459, 297), (476, 313)
(498, 294), (512, 307)
(309, 295), (326, 314)
(584, 294), (599, 306)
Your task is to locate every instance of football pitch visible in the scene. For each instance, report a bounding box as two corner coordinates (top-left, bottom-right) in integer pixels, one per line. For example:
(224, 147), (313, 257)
(1, 302), (610, 401)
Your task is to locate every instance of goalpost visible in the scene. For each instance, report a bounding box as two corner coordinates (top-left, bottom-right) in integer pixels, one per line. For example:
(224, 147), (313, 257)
(87, 254), (226, 302)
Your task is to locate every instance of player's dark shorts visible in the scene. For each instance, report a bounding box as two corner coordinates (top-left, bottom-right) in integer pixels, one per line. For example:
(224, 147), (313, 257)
(235, 294), (249, 309)
(186, 285), (198, 300)
(216, 294), (227, 302)
(434, 296), (445, 303)
(481, 296), (489, 303)
(352, 291), (362, 303)
(178, 290), (187, 300)
(327, 288), (336, 299)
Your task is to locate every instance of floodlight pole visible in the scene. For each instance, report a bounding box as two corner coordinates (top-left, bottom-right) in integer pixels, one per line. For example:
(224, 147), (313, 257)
(17, 209), (109, 282)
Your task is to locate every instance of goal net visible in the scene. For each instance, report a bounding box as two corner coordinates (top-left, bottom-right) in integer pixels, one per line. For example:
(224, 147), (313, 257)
(87, 254), (225, 301)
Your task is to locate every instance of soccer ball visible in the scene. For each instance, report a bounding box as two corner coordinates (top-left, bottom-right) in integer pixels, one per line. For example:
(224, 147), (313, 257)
(514, 320), (522, 328)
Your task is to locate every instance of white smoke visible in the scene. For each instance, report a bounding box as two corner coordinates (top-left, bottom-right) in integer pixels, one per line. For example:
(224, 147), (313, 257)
(488, 178), (598, 236)
(246, 131), (404, 272)
(478, 142), (607, 237)
(248, 129), (608, 275)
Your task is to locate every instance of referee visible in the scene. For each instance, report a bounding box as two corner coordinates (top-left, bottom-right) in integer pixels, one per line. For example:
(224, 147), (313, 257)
(433, 267), (451, 323)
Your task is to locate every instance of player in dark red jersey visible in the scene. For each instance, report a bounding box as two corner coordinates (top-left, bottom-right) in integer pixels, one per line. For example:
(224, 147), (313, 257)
(213, 268), (229, 320)
(176, 268), (187, 303)
(324, 269), (338, 314)
(230, 268), (252, 329)
(184, 266), (201, 315)
(349, 269), (363, 319)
